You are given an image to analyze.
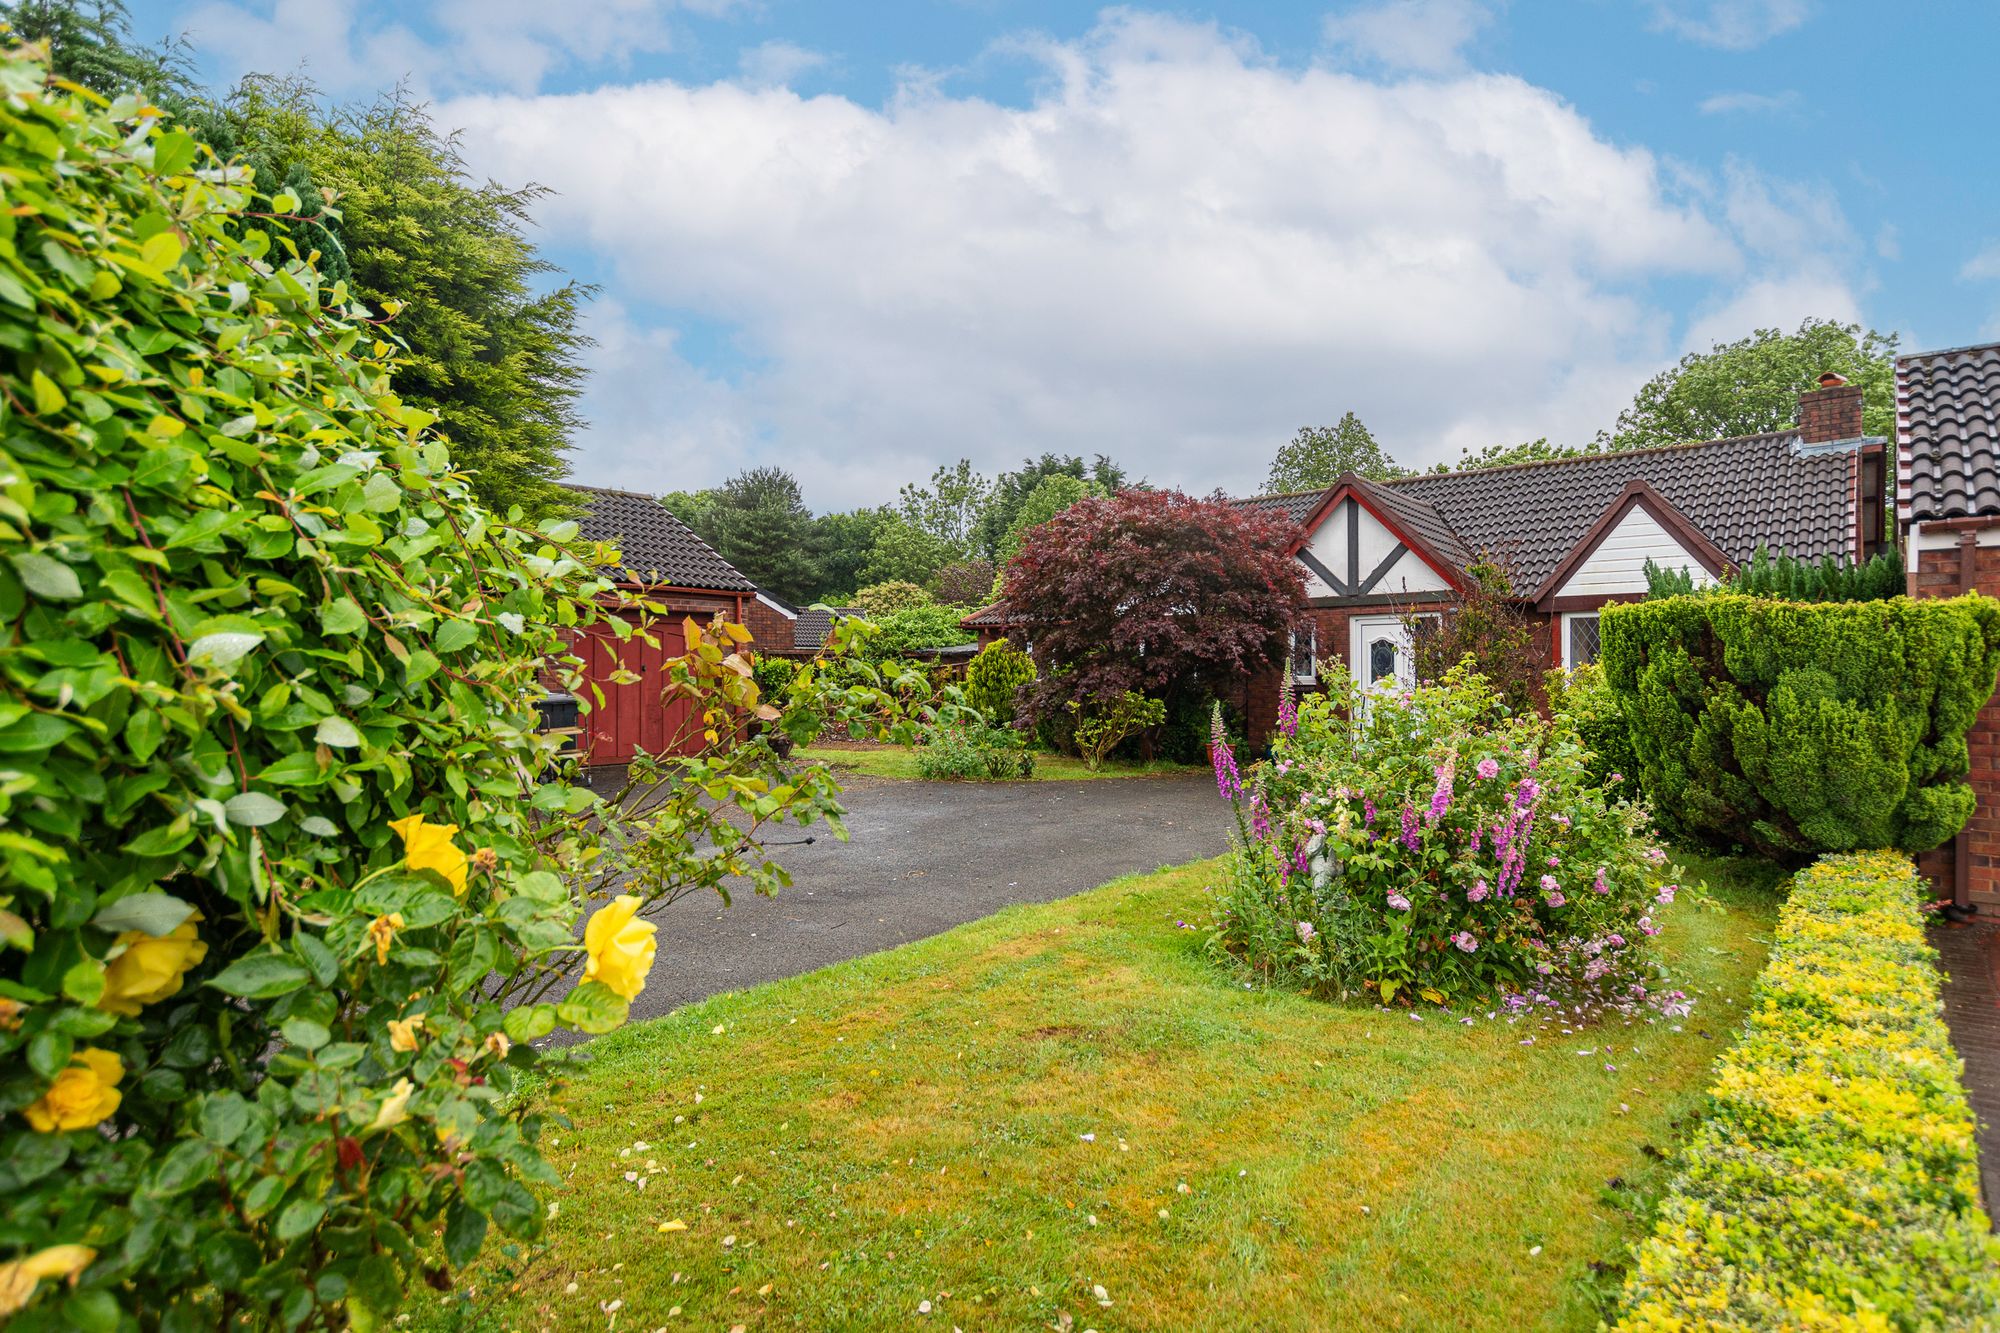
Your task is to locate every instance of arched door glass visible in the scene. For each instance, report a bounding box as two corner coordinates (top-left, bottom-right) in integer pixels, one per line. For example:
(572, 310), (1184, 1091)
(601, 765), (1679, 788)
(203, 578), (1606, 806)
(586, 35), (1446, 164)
(1368, 637), (1397, 683)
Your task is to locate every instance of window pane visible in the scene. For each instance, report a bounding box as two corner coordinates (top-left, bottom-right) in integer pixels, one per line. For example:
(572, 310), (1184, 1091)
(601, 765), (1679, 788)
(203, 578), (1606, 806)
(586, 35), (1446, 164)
(1571, 614), (1601, 666)
(1291, 624), (1317, 678)
(1369, 637), (1397, 683)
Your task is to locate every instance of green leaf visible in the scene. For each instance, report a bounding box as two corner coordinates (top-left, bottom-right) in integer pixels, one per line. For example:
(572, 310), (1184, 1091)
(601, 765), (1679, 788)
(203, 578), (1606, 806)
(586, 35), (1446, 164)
(93, 891), (195, 937)
(259, 751), (325, 785)
(556, 980), (630, 1035)
(275, 1198), (327, 1242)
(199, 1091), (250, 1145)
(151, 130), (197, 177)
(300, 816), (340, 837)
(186, 631), (264, 670)
(442, 1199), (488, 1269)
(61, 958), (105, 1005)
(433, 619), (479, 654)
(404, 650), (440, 688)
(280, 1017), (329, 1051)
(207, 951), (311, 999)
(502, 1004), (556, 1044)
(314, 716), (362, 748)
(29, 368), (65, 414)
(139, 231), (183, 271)
(10, 552), (82, 600)
(224, 791), (287, 826)
(320, 598), (367, 636)
(124, 707), (164, 761)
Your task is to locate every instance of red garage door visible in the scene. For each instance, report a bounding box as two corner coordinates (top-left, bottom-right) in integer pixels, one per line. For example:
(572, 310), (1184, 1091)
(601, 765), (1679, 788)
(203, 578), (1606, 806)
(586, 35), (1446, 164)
(574, 615), (693, 765)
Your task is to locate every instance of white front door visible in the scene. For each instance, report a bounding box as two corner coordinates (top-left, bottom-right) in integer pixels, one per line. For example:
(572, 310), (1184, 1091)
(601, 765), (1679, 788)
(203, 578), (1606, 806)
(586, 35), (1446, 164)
(1349, 615), (1420, 691)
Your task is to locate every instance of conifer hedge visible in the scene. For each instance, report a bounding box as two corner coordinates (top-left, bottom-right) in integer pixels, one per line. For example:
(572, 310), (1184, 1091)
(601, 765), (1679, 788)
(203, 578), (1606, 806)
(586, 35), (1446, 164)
(1600, 593), (2000, 857)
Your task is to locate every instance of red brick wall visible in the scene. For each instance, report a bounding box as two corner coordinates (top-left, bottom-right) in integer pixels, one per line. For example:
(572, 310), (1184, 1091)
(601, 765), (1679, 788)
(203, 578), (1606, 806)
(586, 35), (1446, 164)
(742, 598), (795, 656)
(1913, 533), (2000, 909)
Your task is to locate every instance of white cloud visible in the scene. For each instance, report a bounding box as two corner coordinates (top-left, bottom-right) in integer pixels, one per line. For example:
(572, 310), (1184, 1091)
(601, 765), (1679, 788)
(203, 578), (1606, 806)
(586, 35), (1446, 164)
(1697, 89), (1799, 116)
(174, 0), (733, 96)
(738, 41), (830, 89)
(1961, 243), (2000, 283)
(429, 11), (1854, 505)
(1647, 0), (1812, 51)
(1322, 0), (1496, 74)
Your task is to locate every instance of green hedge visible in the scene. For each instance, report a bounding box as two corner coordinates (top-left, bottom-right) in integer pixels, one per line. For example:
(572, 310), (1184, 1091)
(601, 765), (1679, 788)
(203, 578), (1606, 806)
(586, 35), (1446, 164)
(1600, 594), (2000, 857)
(1615, 852), (2000, 1331)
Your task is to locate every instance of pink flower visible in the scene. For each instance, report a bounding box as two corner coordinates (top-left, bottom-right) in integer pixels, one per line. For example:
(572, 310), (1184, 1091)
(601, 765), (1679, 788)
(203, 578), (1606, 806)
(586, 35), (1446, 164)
(1475, 757), (1499, 780)
(1386, 891), (1411, 912)
(1467, 879), (1490, 903)
(1540, 874), (1560, 893)
(1296, 920), (1317, 944)
(1639, 915), (1659, 937)
(1656, 884), (1678, 905)
(1593, 867), (1609, 895)
(1451, 932), (1478, 953)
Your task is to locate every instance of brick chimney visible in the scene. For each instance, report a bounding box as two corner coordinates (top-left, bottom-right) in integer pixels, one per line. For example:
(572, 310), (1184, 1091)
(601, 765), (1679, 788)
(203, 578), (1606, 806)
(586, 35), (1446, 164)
(1798, 370), (1864, 444)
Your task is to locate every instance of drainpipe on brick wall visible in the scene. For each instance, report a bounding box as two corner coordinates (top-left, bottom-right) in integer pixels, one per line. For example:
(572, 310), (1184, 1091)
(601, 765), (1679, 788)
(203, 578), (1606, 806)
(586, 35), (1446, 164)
(1954, 530), (1978, 912)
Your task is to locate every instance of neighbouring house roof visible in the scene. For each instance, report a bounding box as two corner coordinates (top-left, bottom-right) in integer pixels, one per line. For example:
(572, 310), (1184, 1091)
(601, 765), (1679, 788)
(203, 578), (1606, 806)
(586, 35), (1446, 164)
(1896, 341), (2000, 522)
(961, 600), (1014, 628)
(791, 606), (858, 651)
(1240, 431), (1861, 597)
(569, 485), (757, 593)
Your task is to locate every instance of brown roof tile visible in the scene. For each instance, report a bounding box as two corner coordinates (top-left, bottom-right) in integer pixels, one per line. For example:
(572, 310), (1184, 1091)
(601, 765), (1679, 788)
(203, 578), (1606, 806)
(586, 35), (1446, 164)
(1896, 341), (2000, 522)
(569, 485), (757, 592)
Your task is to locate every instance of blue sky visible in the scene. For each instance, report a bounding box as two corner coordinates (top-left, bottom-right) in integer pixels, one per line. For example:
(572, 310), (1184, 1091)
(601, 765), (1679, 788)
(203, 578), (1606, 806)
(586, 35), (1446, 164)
(134, 0), (2000, 507)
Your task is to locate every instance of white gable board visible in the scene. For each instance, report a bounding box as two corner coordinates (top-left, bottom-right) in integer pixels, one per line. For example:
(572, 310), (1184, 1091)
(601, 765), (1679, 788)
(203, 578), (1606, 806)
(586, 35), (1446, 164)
(1297, 496), (1451, 598)
(1554, 504), (1715, 599)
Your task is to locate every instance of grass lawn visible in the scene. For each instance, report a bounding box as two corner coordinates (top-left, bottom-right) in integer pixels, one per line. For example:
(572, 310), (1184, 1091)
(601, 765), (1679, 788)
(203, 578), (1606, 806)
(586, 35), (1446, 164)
(798, 742), (1201, 782)
(421, 851), (1783, 1332)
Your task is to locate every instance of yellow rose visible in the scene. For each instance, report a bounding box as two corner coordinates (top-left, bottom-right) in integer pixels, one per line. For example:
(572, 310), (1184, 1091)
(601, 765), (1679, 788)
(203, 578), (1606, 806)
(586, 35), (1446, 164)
(23, 1049), (122, 1133)
(582, 895), (657, 1001)
(0, 1244), (95, 1317)
(367, 912), (404, 966)
(369, 1077), (415, 1132)
(386, 1015), (425, 1052)
(98, 917), (207, 1017)
(389, 814), (469, 896)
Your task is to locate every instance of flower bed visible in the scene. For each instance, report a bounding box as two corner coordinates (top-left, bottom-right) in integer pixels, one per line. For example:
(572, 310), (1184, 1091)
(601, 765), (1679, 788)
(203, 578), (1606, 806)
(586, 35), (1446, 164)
(1210, 669), (1678, 1008)
(1615, 851), (2000, 1330)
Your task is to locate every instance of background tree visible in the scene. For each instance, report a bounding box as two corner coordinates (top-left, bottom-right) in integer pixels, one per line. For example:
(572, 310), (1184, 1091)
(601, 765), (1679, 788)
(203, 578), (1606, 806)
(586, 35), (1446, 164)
(860, 514), (951, 587)
(975, 452), (1129, 560)
(1445, 436), (1590, 472)
(206, 79), (591, 516)
(1404, 558), (1541, 714)
(2, 0), (190, 98)
(1602, 319), (1897, 450)
(1000, 472), (1105, 563)
(659, 487), (719, 540)
(851, 580), (933, 616)
(1264, 412), (1403, 492)
(806, 506), (890, 603)
(929, 558), (996, 607)
(1009, 490), (1307, 730)
(700, 467), (817, 604)
(897, 459), (991, 560)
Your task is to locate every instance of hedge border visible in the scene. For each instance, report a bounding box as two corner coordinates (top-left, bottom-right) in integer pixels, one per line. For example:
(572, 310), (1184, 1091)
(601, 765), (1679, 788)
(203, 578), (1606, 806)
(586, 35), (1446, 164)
(1615, 852), (2000, 1330)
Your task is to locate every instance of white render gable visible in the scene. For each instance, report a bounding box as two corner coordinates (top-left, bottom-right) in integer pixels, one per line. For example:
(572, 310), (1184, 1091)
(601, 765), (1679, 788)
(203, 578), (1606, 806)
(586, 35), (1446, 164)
(1550, 503), (1716, 599)
(1297, 496), (1452, 599)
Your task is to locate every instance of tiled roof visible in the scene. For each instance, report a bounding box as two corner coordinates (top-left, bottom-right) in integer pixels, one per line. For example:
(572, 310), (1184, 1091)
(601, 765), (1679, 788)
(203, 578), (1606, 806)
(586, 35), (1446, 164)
(1231, 434), (1858, 595)
(569, 485), (757, 592)
(1382, 432), (1856, 593)
(791, 607), (857, 650)
(1897, 342), (2000, 522)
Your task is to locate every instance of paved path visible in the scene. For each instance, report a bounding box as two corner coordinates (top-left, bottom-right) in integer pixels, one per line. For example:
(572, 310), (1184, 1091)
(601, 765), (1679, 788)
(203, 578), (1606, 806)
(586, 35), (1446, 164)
(615, 773), (1229, 1025)
(1935, 920), (2000, 1224)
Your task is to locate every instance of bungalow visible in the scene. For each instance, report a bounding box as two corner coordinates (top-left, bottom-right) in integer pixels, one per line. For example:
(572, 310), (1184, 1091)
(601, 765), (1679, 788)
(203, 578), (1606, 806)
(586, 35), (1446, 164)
(1897, 340), (2000, 911)
(965, 376), (1889, 743)
(570, 485), (757, 764)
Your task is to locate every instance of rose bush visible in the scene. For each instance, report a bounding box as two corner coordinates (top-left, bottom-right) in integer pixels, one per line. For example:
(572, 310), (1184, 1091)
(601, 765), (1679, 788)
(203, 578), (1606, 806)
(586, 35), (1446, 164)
(0, 53), (903, 1329)
(1210, 667), (1682, 1009)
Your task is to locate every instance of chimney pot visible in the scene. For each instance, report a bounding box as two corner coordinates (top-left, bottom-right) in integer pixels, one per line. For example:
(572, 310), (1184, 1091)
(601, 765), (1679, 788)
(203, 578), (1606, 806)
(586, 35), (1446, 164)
(1817, 371), (1848, 388)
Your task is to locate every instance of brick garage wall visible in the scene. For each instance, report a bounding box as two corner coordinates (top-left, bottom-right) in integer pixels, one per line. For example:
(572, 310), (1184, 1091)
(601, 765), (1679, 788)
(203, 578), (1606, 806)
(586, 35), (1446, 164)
(1912, 533), (2000, 910)
(742, 598), (795, 656)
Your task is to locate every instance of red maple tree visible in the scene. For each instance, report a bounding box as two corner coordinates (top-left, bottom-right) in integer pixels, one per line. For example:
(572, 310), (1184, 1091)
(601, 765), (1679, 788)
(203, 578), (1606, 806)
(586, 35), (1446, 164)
(1006, 489), (1307, 725)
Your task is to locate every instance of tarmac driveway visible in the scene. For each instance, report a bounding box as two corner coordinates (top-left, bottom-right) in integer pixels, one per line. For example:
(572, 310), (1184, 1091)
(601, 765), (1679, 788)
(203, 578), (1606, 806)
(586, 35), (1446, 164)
(617, 772), (1230, 1024)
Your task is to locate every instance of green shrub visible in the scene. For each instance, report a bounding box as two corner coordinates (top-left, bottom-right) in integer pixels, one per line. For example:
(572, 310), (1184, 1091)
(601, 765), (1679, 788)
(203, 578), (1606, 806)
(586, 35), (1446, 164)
(1615, 852), (2000, 1331)
(1068, 690), (1165, 770)
(1601, 594), (2000, 858)
(1544, 663), (1639, 793)
(1211, 668), (1674, 1007)
(965, 639), (1035, 725)
(867, 604), (974, 660)
(851, 579), (930, 616)
(0, 59), (895, 1328)
(752, 653), (799, 698)
(914, 720), (1034, 780)
(1644, 544), (1905, 602)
